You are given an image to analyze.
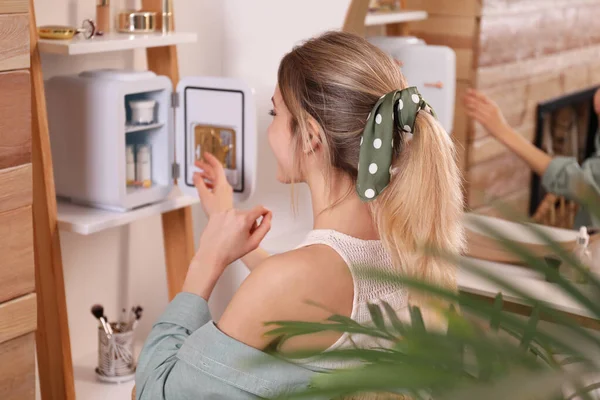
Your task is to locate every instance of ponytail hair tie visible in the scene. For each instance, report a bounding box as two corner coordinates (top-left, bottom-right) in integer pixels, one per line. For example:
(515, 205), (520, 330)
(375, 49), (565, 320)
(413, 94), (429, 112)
(356, 87), (436, 202)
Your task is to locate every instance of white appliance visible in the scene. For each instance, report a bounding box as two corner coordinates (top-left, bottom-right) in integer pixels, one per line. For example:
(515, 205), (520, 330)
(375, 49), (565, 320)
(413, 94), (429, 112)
(46, 70), (256, 211)
(368, 37), (456, 134)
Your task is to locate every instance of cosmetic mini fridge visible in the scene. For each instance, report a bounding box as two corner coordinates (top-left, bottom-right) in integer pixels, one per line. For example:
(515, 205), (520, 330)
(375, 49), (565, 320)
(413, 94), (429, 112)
(46, 70), (256, 211)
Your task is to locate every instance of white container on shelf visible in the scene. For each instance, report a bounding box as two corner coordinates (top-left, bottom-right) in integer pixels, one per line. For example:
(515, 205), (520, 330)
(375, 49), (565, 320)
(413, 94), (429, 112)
(136, 144), (152, 188)
(125, 145), (135, 186)
(46, 70), (256, 211)
(129, 99), (157, 125)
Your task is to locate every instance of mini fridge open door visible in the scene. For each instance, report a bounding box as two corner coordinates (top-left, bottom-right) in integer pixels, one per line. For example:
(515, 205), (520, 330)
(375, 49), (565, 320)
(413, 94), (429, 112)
(175, 77), (257, 203)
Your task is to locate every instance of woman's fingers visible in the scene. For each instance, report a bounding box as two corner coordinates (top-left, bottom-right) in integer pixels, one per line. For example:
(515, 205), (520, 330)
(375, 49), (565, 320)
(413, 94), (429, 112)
(195, 159), (217, 181)
(465, 108), (489, 125)
(244, 206), (271, 226)
(193, 173), (212, 200)
(474, 89), (492, 105)
(465, 89), (493, 110)
(203, 153), (228, 182)
(466, 88), (488, 104)
(247, 211), (272, 250)
(464, 97), (492, 118)
(249, 219), (259, 235)
(196, 170), (216, 186)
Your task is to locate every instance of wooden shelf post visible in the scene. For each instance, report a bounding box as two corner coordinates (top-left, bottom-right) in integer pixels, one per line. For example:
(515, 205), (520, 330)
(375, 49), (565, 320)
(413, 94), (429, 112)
(29, 0), (76, 398)
(141, 0), (195, 300)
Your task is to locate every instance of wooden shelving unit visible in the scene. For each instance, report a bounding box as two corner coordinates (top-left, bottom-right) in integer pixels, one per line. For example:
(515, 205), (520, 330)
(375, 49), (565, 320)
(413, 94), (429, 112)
(30, 0), (197, 398)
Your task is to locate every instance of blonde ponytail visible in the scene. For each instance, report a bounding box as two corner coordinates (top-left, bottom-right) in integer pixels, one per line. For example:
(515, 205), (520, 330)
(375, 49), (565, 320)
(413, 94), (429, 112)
(370, 112), (465, 329)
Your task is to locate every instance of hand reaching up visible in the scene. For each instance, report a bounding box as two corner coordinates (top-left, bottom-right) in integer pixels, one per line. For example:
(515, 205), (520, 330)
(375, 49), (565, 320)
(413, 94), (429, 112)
(464, 88), (511, 140)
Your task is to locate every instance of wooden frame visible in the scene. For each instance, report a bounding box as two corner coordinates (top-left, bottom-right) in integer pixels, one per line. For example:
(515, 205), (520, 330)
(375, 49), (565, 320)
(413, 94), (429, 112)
(30, 0), (195, 398)
(462, 292), (600, 331)
(30, 0), (75, 397)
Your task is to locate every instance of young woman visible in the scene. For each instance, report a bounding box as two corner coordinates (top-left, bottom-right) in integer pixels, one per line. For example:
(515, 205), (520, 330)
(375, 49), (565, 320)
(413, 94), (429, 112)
(464, 88), (600, 228)
(135, 31), (464, 399)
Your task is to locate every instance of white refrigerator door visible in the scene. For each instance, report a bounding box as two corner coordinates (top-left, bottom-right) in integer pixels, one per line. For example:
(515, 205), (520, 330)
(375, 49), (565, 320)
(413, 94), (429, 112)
(175, 76), (257, 203)
(394, 45), (456, 134)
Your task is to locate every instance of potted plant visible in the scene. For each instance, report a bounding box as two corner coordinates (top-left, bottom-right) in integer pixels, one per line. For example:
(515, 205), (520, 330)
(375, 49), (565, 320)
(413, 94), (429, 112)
(268, 199), (600, 400)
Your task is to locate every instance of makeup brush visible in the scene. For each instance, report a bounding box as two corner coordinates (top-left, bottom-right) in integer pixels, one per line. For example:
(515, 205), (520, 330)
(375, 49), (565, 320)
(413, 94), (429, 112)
(131, 305), (143, 331)
(91, 304), (113, 339)
(125, 305), (143, 331)
(119, 307), (128, 332)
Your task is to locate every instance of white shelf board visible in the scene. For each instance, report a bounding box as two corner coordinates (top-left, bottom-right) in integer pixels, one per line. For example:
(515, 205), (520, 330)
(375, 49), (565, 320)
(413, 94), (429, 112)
(125, 122), (164, 133)
(38, 32), (197, 56)
(365, 10), (428, 26)
(57, 190), (199, 235)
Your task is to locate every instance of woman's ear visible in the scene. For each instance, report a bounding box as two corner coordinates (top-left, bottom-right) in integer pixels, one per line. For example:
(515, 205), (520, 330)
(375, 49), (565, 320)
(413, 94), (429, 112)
(304, 118), (322, 154)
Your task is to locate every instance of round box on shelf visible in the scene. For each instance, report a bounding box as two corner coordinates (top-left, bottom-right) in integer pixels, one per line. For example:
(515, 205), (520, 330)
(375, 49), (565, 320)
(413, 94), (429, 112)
(129, 99), (157, 125)
(117, 11), (157, 34)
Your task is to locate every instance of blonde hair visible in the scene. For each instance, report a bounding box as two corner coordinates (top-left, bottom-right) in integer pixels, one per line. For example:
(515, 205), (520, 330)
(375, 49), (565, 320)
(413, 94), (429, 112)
(278, 31), (464, 327)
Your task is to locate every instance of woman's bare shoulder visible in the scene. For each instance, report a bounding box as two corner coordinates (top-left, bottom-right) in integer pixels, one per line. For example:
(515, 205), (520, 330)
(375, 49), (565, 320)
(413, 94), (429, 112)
(217, 246), (353, 349)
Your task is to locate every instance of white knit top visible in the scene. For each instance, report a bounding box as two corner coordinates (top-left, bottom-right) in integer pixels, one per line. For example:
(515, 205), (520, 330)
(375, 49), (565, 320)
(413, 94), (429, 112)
(295, 229), (409, 371)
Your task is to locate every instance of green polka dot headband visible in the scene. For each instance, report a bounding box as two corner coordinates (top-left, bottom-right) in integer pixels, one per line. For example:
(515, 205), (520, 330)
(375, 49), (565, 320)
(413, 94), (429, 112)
(357, 87), (436, 202)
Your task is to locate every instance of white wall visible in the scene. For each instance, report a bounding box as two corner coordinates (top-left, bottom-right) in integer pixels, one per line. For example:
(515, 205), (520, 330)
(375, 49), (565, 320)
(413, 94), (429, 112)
(34, 0), (351, 369)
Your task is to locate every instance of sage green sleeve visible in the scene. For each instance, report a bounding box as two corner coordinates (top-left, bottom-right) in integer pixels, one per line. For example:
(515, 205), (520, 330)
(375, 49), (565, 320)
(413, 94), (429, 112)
(135, 292), (321, 399)
(541, 156), (600, 202)
(541, 154), (600, 228)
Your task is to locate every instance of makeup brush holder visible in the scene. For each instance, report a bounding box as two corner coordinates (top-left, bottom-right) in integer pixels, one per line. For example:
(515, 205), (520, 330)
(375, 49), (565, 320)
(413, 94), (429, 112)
(96, 324), (136, 383)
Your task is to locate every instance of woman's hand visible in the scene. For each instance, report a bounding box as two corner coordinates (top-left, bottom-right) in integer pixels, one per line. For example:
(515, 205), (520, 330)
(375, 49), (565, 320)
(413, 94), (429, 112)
(465, 88), (553, 176)
(464, 88), (511, 141)
(193, 153), (234, 217)
(182, 206), (272, 299)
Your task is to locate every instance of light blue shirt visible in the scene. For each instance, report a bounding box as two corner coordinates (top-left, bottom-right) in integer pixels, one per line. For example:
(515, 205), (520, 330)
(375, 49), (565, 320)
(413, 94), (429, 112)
(542, 133), (600, 228)
(135, 292), (327, 399)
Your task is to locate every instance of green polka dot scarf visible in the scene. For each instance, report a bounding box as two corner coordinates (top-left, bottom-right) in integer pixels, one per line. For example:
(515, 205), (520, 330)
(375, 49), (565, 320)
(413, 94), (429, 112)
(357, 86), (436, 202)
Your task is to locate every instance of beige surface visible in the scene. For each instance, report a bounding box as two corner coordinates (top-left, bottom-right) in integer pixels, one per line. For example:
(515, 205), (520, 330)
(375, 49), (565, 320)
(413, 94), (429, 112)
(0, 207), (34, 304)
(0, 294), (36, 345)
(0, 13), (29, 71)
(473, 188), (531, 218)
(468, 151), (531, 209)
(0, 0), (28, 13)
(0, 333), (35, 400)
(0, 164), (32, 214)
(479, 3), (600, 67)
(0, 70), (31, 169)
